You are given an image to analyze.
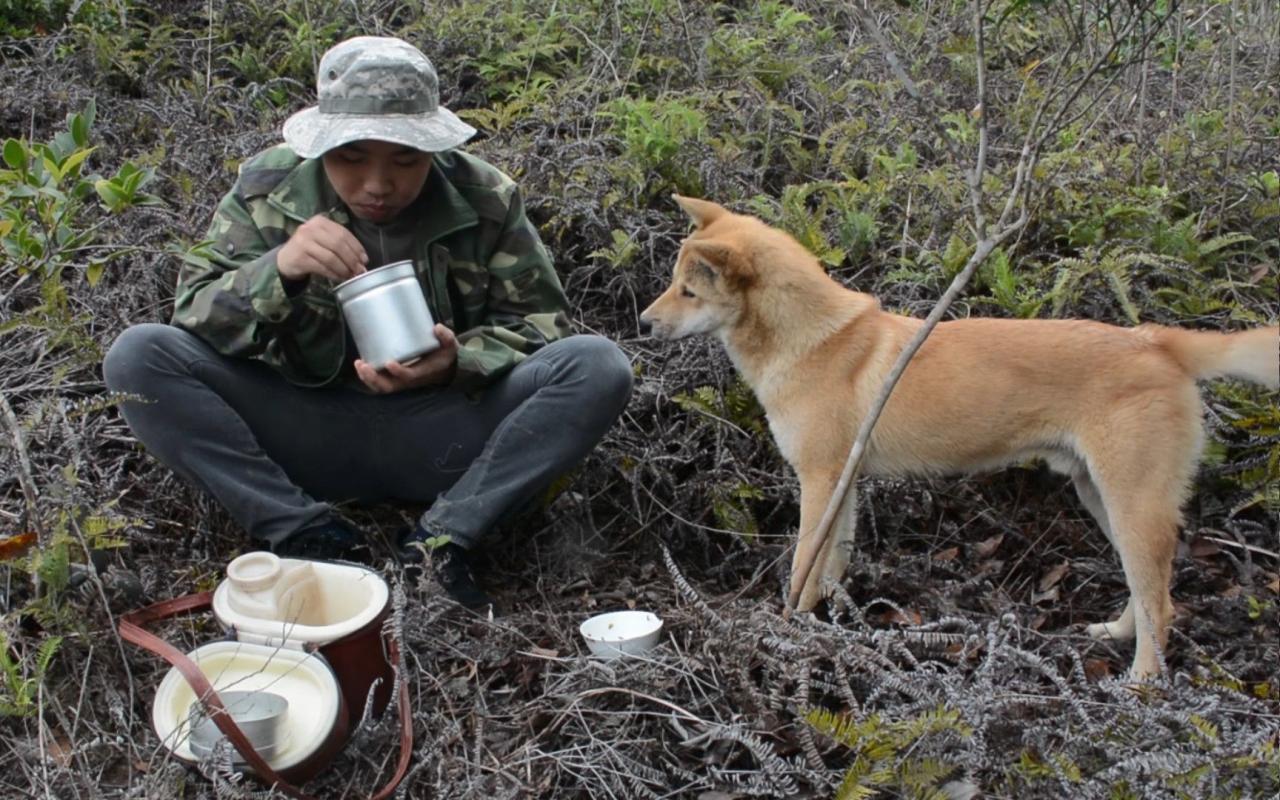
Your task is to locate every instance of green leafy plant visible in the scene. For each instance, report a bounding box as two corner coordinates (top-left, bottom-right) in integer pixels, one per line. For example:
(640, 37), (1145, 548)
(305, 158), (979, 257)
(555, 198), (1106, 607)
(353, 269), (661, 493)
(589, 229), (641, 268)
(705, 0), (825, 92)
(746, 182), (852, 268)
(600, 95), (709, 195)
(0, 0), (121, 36)
(0, 631), (62, 717)
(1046, 246), (1180, 323)
(0, 100), (162, 359)
(1206, 382), (1280, 514)
(710, 482), (765, 539)
(0, 100), (161, 288)
(805, 706), (972, 799)
(975, 248), (1047, 318)
(673, 380), (766, 437)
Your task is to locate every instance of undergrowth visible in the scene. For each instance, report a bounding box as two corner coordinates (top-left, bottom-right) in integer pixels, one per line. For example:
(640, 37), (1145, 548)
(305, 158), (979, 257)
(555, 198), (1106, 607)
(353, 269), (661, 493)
(1, 0), (1277, 797)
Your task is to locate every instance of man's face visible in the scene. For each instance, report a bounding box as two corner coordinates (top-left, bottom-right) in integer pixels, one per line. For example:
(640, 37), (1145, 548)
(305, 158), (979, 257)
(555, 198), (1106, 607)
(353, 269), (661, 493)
(322, 140), (432, 223)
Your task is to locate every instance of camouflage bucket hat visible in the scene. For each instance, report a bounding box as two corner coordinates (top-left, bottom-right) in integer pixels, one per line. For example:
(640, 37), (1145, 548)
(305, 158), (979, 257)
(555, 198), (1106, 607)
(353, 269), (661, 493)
(283, 36), (476, 158)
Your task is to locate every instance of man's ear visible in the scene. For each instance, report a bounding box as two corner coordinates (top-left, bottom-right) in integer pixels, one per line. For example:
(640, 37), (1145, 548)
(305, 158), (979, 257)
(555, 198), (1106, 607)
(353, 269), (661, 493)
(673, 195), (728, 229)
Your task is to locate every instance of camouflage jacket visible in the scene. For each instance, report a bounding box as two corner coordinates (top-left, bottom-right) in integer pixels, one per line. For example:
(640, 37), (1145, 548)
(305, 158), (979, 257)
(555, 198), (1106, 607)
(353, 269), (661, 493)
(172, 145), (572, 391)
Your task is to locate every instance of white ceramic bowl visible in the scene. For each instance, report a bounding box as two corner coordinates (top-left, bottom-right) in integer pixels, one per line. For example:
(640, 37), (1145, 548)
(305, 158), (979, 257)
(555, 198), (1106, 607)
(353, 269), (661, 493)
(579, 610), (664, 659)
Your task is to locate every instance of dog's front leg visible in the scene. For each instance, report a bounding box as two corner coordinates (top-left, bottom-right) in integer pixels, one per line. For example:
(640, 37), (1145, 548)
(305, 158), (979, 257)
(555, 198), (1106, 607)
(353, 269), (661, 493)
(789, 471), (854, 612)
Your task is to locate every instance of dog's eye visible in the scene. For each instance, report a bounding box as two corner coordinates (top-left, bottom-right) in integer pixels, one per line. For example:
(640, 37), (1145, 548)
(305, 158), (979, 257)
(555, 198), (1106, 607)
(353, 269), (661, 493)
(681, 286), (696, 298)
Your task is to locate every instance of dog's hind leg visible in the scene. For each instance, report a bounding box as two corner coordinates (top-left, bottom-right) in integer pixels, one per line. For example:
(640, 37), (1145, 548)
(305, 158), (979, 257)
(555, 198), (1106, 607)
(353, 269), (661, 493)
(1081, 388), (1201, 679)
(1090, 488), (1178, 679)
(1072, 471), (1137, 641)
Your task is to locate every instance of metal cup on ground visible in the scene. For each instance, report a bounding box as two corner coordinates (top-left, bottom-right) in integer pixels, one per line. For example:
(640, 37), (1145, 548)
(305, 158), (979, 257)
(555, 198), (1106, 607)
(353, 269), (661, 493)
(334, 260), (440, 369)
(187, 690), (290, 762)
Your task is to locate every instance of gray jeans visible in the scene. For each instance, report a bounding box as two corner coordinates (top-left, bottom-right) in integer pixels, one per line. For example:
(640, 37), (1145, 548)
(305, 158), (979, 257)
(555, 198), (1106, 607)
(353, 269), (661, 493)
(102, 324), (633, 549)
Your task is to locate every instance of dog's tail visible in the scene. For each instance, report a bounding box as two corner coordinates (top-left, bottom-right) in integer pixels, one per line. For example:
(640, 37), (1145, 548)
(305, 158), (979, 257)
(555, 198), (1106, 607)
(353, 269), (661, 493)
(1143, 325), (1279, 388)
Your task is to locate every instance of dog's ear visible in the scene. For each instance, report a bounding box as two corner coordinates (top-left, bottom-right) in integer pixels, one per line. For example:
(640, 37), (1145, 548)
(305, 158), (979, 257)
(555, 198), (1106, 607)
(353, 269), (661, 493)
(673, 195), (727, 229)
(683, 240), (754, 287)
(683, 240), (732, 272)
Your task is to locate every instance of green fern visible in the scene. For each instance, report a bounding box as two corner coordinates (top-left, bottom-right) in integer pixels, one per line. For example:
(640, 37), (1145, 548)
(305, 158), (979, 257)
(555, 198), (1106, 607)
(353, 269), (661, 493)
(672, 379), (766, 436)
(711, 482), (764, 539)
(1047, 247), (1181, 323)
(747, 182), (846, 267)
(806, 706), (971, 800)
(975, 248), (1047, 318)
(1209, 383), (1280, 514)
(0, 631), (63, 717)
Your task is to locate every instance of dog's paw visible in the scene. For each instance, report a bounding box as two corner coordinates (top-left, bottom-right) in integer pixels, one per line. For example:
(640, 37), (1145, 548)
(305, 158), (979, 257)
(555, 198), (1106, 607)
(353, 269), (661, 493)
(1086, 619), (1135, 641)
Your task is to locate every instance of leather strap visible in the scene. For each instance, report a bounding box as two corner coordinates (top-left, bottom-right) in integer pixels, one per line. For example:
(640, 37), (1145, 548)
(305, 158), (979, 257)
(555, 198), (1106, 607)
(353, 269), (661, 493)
(119, 592), (413, 799)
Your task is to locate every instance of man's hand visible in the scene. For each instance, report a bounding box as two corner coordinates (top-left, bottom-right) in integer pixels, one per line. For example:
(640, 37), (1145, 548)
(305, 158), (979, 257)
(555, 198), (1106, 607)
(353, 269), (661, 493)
(278, 215), (368, 283)
(355, 324), (460, 393)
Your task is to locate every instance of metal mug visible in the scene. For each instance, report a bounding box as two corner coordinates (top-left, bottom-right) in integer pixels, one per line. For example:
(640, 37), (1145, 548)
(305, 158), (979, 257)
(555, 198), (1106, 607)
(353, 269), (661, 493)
(333, 260), (439, 369)
(188, 690), (289, 762)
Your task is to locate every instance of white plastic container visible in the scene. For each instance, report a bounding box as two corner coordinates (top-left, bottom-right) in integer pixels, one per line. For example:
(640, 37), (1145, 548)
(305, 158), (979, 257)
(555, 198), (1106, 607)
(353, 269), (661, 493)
(152, 641), (341, 772)
(213, 552), (389, 649)
(580, 610), (664, 658)
(136, 552), (401, 787)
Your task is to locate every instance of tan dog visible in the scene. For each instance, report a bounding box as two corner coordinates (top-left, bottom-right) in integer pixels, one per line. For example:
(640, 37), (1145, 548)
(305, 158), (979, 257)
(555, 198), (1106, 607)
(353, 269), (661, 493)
(640, 195), (1279, 679)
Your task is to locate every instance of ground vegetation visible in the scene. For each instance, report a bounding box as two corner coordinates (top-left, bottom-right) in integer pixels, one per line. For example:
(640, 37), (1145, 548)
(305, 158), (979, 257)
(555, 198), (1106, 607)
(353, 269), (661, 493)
(1, 1), (1277, 797)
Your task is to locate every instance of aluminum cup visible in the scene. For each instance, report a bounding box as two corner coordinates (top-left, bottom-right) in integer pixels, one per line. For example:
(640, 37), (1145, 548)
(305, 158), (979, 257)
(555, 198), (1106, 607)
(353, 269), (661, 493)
(333, 260), (439, 369)
(187, 690), (289, 762)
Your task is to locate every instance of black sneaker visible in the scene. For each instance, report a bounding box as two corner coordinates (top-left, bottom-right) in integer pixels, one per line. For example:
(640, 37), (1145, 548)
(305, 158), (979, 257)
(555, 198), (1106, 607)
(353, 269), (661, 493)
(431, 542), (494, 610)
(412, 542), (486, 611)
(272, 520), (370, 563)
(396, 523), (439, 565)
(397, 526), (495, 610)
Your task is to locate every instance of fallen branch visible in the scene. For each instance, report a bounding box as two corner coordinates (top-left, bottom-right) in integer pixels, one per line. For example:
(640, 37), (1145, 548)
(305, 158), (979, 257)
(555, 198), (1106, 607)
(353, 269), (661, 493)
(0, 391), (45, 547)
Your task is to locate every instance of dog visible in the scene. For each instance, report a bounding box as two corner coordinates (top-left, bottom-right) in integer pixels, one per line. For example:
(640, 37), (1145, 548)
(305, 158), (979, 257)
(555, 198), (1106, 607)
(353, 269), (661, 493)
(639, 195), (1280, 679)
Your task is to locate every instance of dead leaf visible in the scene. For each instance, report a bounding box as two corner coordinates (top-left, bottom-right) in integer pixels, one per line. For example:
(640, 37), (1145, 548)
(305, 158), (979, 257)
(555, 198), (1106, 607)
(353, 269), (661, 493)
(1249, 262), (1270, 283)
(933, 546), (960, 562)
(875, 607), (923, 626)
(1084, 658), (1113, 681)
(525, 646), (559, 659)
(1190, 537), (1221, 559)
(1219, 584), (1243, 599)
(1032, 586), (1059, 605)
(626, 598), (636, 609)
(974, 533), (1004, 558)
(1029, 613), (1048, 630)
(1267, 574), (1279, 595)
(941, 779), (981, 800)
(1038, 561), (1070, 593)
(976, 559), (1004, 577)
(46, 727), (73, 767)
(0, 531), (37, 559)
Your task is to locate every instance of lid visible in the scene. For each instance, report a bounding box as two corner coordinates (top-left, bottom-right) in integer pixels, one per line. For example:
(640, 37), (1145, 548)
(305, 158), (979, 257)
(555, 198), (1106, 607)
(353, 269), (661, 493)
(225, 552), (282, 593)
(152, 640), (341, 771)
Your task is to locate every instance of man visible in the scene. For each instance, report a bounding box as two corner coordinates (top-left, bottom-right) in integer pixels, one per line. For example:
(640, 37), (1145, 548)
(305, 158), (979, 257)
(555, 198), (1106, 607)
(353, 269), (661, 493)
(103, 37), (633, 610)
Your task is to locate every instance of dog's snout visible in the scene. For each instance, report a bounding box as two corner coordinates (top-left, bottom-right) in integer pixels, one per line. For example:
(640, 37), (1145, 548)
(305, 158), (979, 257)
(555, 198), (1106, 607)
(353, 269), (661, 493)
(638, 317), (653, 335)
